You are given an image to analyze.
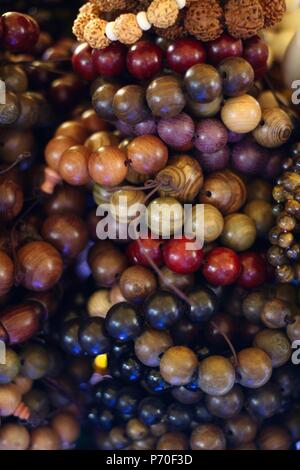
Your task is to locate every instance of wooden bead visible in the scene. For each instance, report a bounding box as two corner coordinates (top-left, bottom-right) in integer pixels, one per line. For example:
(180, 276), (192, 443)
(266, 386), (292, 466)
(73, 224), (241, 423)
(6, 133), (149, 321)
(45, 136), (77, 172)
(160, 346), (198, 386)
(30, 427), (61, 451)
(186, 95), (222, 119)
(221, 213), (256, 252)
(120, 265), (157, 304)
(135, 328), (173, 367)
(109, 283), (126, 305)
(55, 120), (89, 144)
(157, 154), (203, 202)
(147, 197), (184, 237)
(157, 432), (188, 450)
(87, 290), (112, 318)
(0, 384), (21, 417)
(159, 266), (195, 292)
(80, 108), (109, 133)
(199, 170), (246, 215)
(236, 347), (273, 389)
(190, 424), (226, 451)
(0, 423), (30, 450)
(17, 241), (63, 292)
(244, 200), (274, 236)
(252, 107), (293, 148)
(113, 85), (148, 125)
(146, 75), (186, 118)
(88, 146), (128, 187)
(127, 135), (168, 175)
(51, 413), (80, 444)
(0, 250), (14, 296)
(41, 213), (88, 259)
(221, 94), (262, 134)
(198, 356), (236, 396)
(0, 179), (24, 221)
(59, 145), (91, 186)
(44, 185), (86, 216)
(258, 425), (291, 450)
(126, 165), (149, 185)
(110, 189), (145, 223)
(246, 178), (272, 202)
(224, 413), (257, 446)
(93, 184), (112, 205)
(92, 83), (120, 122)
(89, 248), (129, 287)
(254, 330), (291, 368)
(0, 301), (44, 345)
(84, 131), (119, 152)
(184, 64), (222, 104)
(126, 419), (149, 442)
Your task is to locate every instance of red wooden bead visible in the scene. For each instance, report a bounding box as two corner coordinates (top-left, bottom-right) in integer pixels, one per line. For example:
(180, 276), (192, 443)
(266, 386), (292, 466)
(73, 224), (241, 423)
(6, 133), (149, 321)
(0, 301), (45, 345)
(238, 252), (267, 289)
(72, 43), (97, 81)
(166, 39), (206, 74)
(92, 42), (127, 78)
(202, 247), (241, 286)
(127, 40), (163, 80)
(163, 237), (204, 274)
(126, 238), (164, 267)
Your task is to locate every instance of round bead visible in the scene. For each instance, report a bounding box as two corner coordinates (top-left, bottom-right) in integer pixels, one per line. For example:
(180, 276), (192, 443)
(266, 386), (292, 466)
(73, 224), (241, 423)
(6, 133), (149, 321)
(194, 119), (228, 153)
(119, 265), (157, 304)
(160, 346), (198, 386)
(147, 197), (183, 237)
(202, 247), (241, 286)
(221, 94), (262, 134)
(127, 135), (168, 175)
(127, 40), (163, 81)
(88, 146), (128, 187)
(218, 57), (254, 97)
(105, 303), (143, 342)
(113, 85), (148, 125)
(166, 39), (206, 75)
(146, 75), (186, 118)
(236, 347), (273, 389)
(157, 113), (195, 148)
(59, 145), (91, 186)
(198, 356), (236, 396)
(134, 329), (173, 367)
(190, 424), (226, 451)
(184, 64), (222, 103)
(220, 213), (257, 252)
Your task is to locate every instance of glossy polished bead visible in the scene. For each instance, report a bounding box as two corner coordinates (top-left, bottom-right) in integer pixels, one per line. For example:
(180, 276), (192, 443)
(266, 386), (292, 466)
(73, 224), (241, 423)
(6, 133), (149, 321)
(85, 131), (119, 152)
(55, 121), (89, 144)
(113, 85), (148, 125)
(44, 185), (85, 216)
(238, 252), (267, 289)
(221, 213), (256, 252)
(218, 57), (254, 97)
(88, 146), (128, 187)
(252, 108), (293, 148)
(126, 238), (163, 267)
(143, 291), (185, 330)
(207, 33), (243, 65)
(80, 109), (109, 133)
(260, 298), (292, 329)
(147, 197), (183, 237)
(246, 383), (282, 419)
(160, 346), (198, 386)
(146, 76), (186, 118)
(105, 303), (143, 342)
(244, 200), (274, 236)
(89, 248), (129, 287)
(92, 43), (127, 78)
(92, 83), (120, 121)
(243, 36), (269, 72)
(205, 385), (244, 419)
(236, 347), (272, 389)
(224, 413), (257, 446)
(221, 94), (262, 134)
(127, 40), (163, 80)
(119, 265), (157, 304)
(186, 204), (223, 244)
(166, 39), (206, 74)
(72, 43), (96, 81)
(185, 286), (218, 324)
(0, 91), (20, 125)
(157, 432), (188, 451)
(203, 247), (241, 286)
(190, 424), (226, 450)
(134, 329), (172, 367)
(198, 356), (235, 396)
(1, 12), (40, 53)
(258, 426), (291, 451)
(157, 113), (195, 148)
(17, 241), (63, 292)
(186, 95), (222, 119)
(79, 318), (111, 355)
(163, 237), (204, 274)
(59, 145), (90, 186)
(127, 135), (168, 175)
(159, 266), (194, 292)
(44, 136), (77, 172)
(0, 301), (44, 345)
(0, 251), (14, 297)
(184, 64), (222, 103)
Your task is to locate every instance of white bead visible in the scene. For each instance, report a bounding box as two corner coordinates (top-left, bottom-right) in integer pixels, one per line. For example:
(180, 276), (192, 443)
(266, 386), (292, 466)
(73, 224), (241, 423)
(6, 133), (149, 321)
(105, 22), (118, 41)
(175, 0), (186, 9)
(136, 11), (152, 31)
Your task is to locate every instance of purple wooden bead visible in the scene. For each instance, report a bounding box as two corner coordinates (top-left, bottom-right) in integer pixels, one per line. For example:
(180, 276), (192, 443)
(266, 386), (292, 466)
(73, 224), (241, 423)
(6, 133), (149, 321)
(115, 119), (135, 136)
(196, 146), (230, 173)
(134, 117), (157, 136)
(231, 138), (269, 175)
(157, 112), (195, 147)
(227, 130), (245, 143)
(265, 150), (284, 180)
(194, 118), (228, 153)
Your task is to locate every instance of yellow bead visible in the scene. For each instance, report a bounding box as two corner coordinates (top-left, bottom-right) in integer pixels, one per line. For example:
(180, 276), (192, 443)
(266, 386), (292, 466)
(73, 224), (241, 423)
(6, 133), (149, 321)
(94, 354), (108, 372)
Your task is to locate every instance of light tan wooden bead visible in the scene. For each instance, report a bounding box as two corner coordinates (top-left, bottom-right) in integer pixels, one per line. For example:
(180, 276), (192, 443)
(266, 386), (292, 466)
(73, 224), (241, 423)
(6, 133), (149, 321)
(252, 107), (293, 149)
(244, 199), (274, 237)
(87, 290), (112, 318)
(257, 91), (280, 110)
(147, 197), (184, 237)
(110, 189), (145, 223)
(110, 283), (126, 305)
(221, 213), (257, 252)
(221, 94), (262, 134)
(186, 204), (224, 244)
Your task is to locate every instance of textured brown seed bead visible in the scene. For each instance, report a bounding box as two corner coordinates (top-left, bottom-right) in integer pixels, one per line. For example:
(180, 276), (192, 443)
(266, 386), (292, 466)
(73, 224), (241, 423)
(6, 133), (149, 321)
(59, 145), (91, 186)
(252, 107), (293, 149)
(127, 135), (168, 175)
(267, 246), (287, 267)
(126, 419), (149, 441)
(0, 423), (30, 450)
(88, 146), (128, 187)
(157, 432), (188, 451)
(236, 347), (273, 389)
(221, 213), (256, 252)
(85, 131), (119, 152)
(17, 241), (63, 292)
(146, 75), (186, 118)
(157, 154), (203, 203)
(190, 424), (226, 451)
(30, 427), (61, 451)
(244, 200), (274, 236)
(198, 356), (236, 396)
(278, 232), (293, 249)
(87, 290), (112, 318)
(45, 136), (78, 171)
(119, 265), (157, 304)
(0, 250), (14, 297)
(258, 425), (291, 450)
(260, 298), (292, 329)
(254, 329), (292, 368)
(277, 213), (296, 232)
(224, 413), (258, 446)
(135, 329), (173, 367)
(55, 120), (89, 144)
(221, 94), (262, 134)
(160, 346), (198, 386)
(113, 85), (148, 125)
(276, 264), (295, 283)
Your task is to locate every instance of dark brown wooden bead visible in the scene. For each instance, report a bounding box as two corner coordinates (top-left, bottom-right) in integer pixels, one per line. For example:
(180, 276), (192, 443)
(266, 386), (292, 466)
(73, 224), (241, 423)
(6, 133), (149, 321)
(44, 185), (86, 216)
(160, 346), (198, 386)
(30, 427), (61, 450)
(221, 213), (256, 252)
(44, 136), (77, 172)
(171, 386), (203, 405)
(223, 413), (258, 446)
(80, 108), (109, 133)
(135, 329), (173, 367)
(127, 135), (168, 175)
(205, 385), (244, 420)
(0, 179), (24, 221)
(258, 425), (291, 450)
(89, 248), (129, 287)
(119, 265), (157, 304)
(244, 200), (274, 236)
(190, 424), (226, 450)
(0, 91), (20, 125)
(13, 92), (39, 129)
(0, 301), (45, 345)
(261, 298), (292, 329)
(275, 264), (295, 283)
(254, 329), (291, 367)
(0, 128), (34, 165)
(236, 347), (273, 389)
(157, 432), (188, 450)
(0, 251), (14, 297)
(41, 213), (88, 259)
(0, 423), (30, 450)
(113, 85), (148, 125)
(246, 178), (272, 202)
(242, 291), (266, 324)
(17, 241), (63, 292)
(92, 83), (120, 122)
(146, 76), (186, 118)
(88, 146), (128, 187)
(159, 266), (195, 292)
(109, 426), (130, 450)
(55, 120), (89, 144)
(0, 64), (28, 93)
(59, 145), (91, 186)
